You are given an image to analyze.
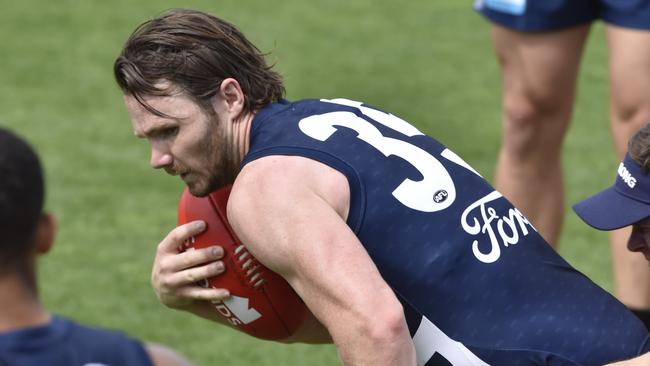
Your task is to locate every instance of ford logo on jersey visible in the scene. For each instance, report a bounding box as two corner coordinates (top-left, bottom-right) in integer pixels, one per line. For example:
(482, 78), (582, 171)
(574, 153), (650, 230)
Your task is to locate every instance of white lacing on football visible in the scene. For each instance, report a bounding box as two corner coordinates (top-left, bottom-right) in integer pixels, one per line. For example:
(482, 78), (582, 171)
(234, 244), (266, 289)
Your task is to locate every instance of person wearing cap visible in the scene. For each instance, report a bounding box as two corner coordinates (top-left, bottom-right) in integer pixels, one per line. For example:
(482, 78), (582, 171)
(574, 124), (650, 262)
(578, 124), (650, 366)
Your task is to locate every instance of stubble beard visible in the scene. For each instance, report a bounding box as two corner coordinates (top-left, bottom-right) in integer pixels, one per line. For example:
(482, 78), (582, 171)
(188, 114), (240, 197)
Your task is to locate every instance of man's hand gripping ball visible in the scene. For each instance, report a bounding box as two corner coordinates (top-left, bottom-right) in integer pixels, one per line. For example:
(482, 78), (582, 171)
(175, 185), (308, 340)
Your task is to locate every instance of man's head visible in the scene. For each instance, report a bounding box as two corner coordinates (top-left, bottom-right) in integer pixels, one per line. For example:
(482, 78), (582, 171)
(573, 122), (650, 259)
(114, 9), (283, 195)
(114, 8), (284, 119)
(0, 129), (54, 289)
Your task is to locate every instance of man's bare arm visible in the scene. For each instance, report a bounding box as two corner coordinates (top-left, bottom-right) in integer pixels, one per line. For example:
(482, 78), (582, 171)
(229, 155), (416, 365)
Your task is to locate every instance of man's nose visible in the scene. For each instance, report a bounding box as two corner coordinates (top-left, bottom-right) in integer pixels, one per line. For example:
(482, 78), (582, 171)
(627, 226), (647, 252)
(150, 145), (173, 169)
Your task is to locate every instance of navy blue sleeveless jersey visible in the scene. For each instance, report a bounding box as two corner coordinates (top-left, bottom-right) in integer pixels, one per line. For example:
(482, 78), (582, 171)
(0, 316), (154, 366)
(242, 98), (650, 365)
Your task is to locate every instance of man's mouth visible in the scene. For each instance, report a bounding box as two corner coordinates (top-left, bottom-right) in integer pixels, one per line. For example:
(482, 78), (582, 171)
(164, 167), (179, 176)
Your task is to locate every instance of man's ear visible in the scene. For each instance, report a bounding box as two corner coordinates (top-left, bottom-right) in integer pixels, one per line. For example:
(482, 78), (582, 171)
(215, 78), (245, 118)
(34, 212), (57, 255)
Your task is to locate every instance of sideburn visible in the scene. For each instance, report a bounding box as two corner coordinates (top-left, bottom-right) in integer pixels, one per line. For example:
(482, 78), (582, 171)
(206, 113), (240, 191)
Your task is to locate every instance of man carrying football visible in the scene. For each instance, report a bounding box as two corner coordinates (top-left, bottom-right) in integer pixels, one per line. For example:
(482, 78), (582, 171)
(114, 9), (650, 365)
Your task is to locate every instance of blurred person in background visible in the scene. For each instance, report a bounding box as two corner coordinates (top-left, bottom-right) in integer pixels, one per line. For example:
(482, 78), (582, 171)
(576, 123), (650, 366)
(475, 0), (650, 328)
(0, 128), (192, 366)
(575, 123), (650, 263)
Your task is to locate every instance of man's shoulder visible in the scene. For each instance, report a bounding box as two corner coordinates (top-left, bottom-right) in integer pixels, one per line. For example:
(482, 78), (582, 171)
(61, 317), (131, 340)
(234, 154), (346, 211)
(257, 98), (366, 122)
(54, 316), (148, 354)
(231, 153), (349, 222)
(0, 316), (153, 366)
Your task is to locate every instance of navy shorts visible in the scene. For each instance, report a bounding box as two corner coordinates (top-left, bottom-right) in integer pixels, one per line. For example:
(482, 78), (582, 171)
(474, 0), (650, 32)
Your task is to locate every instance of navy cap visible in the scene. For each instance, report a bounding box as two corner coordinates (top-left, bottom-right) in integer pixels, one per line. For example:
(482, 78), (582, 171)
(573, 153), (650, 230)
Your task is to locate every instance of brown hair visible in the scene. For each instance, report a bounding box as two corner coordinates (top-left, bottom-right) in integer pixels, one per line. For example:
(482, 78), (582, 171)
(114, 8), (285, 117)
(628, 123), (650, 172)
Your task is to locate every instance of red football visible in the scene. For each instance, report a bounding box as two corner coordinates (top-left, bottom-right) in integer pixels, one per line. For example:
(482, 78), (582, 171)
(177, 185), (308, 340)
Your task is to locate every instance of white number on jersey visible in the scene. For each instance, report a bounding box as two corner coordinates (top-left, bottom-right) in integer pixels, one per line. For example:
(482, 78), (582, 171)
(299, 99), (459, 212)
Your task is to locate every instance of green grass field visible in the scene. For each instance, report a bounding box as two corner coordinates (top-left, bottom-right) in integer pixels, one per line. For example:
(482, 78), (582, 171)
(0, 1), (620, 364)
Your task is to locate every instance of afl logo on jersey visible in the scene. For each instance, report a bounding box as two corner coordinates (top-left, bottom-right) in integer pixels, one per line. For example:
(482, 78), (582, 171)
(433, 190), (448, 203)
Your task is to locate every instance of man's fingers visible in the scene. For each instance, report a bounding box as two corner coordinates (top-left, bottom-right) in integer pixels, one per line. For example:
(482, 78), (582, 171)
(175, 285), (230, 302)
(157, 221), (207, 253)
(158, 245), (224, 273)
(180, 246), (224, 268)
(165, 261), (226, 287)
